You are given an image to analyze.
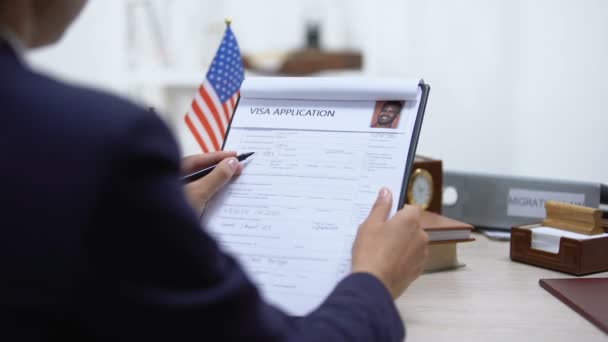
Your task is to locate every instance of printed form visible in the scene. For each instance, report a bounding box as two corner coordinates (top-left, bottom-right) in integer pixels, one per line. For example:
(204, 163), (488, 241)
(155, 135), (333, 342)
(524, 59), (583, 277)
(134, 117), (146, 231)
(202, 78), (424, 315)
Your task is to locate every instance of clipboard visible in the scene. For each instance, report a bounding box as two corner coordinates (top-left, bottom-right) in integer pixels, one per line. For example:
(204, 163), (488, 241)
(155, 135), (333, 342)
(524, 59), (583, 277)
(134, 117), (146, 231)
(206, 77), (431, 315)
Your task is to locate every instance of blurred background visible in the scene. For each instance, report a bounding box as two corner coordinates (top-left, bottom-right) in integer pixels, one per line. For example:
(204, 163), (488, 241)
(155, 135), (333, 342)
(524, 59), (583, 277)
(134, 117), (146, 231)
(27, 0), (608, 185)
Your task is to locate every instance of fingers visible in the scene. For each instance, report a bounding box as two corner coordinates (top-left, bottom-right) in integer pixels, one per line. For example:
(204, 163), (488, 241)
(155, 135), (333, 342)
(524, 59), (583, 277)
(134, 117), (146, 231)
(397, 205), (429, 248)
(393, 204), (422, 226)
(190, 157), (240, 202)
(181, 151), (237, 175)
(363, 187), (393, 226)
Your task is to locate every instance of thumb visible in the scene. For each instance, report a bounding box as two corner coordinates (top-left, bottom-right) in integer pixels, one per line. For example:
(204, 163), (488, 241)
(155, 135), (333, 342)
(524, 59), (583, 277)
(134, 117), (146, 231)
(363, 187), (393, 226)
(192, 157), (240, 202)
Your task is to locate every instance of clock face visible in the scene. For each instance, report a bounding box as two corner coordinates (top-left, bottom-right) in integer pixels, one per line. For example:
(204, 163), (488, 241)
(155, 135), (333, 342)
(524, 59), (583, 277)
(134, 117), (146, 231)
(408, 169), (434, 209)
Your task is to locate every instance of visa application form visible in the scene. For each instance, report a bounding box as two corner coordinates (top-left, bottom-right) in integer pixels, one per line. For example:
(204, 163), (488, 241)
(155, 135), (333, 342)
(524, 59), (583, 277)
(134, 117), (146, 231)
(201, 78), (427, 315)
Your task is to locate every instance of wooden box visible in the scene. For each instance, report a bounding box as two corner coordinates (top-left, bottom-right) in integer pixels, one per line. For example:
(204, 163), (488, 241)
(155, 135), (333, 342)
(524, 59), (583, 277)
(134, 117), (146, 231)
(510, 224), (608, 276)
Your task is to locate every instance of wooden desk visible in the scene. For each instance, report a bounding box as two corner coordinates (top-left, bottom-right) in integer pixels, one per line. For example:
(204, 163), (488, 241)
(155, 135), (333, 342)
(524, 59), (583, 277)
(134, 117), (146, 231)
(397, 232), (607, 341)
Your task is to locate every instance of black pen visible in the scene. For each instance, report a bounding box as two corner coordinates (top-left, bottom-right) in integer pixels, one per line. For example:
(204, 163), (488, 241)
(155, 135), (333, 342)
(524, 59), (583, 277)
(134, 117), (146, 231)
(181, 152), (255, 184)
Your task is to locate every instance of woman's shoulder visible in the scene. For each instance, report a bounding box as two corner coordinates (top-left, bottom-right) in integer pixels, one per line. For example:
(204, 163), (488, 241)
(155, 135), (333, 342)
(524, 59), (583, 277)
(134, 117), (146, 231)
(14, 67), (172, 144)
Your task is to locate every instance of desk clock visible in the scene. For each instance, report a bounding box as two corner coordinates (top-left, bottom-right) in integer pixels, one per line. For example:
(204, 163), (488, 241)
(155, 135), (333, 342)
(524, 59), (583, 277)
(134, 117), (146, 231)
(407, 155), (442, 214)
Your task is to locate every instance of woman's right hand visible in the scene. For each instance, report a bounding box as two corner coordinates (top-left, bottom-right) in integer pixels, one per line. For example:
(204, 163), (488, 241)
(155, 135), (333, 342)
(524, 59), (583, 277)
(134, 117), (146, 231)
(181, 151), (243, 216)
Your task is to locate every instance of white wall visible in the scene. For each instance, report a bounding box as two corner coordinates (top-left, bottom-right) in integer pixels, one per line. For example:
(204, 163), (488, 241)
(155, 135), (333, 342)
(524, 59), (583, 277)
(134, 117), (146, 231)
(363, 0), (608, 185)
(27, 0), (608, 185)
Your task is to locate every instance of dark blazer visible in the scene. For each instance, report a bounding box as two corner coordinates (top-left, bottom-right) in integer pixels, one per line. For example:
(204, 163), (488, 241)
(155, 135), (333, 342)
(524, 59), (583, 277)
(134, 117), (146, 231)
(0, 41), (404, 341)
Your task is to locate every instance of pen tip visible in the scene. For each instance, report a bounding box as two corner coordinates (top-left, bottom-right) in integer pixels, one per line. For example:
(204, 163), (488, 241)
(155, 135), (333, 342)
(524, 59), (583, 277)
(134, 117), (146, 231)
(238, 152), (254, 161)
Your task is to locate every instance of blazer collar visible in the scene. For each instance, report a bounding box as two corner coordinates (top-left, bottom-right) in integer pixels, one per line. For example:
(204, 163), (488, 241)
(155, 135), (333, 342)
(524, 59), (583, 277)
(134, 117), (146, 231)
(0, 29), (26, 65)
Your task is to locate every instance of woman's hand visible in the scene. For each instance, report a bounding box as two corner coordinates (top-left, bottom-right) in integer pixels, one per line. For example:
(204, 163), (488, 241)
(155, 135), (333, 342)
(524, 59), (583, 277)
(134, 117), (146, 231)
(181, 151), (244, 216)
(352, 188), (429, 298)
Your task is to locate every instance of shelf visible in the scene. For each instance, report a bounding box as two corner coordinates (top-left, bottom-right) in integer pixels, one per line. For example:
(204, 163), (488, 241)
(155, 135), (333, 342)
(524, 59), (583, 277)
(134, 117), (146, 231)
(124, 68), (205, 88)
(124, 67), (365, 89)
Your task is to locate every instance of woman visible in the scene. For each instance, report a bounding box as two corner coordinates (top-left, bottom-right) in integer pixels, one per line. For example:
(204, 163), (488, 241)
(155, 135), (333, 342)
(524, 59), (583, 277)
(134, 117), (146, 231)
(0, 1), (428, 340)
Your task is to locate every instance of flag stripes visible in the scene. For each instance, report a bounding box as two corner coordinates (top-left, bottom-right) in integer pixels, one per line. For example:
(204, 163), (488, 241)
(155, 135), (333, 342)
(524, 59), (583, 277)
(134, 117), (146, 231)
(197, 86), (226, 138)
(185, 87), (240, 153)
(185, 113), (209, 153)
(202, 82), (229, 130)
(191, 100), (221, 151)
(222, 103), (231, 124)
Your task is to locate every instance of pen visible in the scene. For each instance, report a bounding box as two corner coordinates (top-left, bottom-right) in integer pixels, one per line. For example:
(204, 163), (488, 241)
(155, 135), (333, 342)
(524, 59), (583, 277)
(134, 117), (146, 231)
(181, 152), (255, 184)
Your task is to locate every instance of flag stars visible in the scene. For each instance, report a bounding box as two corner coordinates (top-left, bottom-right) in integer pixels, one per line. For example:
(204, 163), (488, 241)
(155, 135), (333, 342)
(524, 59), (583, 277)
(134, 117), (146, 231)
(203, 29), (244, 103)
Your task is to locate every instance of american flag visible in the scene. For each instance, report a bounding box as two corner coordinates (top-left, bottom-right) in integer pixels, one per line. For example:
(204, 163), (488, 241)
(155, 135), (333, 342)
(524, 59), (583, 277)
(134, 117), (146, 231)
(183, 25), (244, 153)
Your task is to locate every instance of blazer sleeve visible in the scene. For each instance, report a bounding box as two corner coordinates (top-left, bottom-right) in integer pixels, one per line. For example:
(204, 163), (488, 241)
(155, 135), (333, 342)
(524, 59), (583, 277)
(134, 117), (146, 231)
(80, 111), (405, 342)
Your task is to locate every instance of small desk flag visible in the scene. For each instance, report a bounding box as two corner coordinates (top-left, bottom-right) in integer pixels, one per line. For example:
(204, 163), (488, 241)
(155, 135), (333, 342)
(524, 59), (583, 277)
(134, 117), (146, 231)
(179, 25), (244, 155)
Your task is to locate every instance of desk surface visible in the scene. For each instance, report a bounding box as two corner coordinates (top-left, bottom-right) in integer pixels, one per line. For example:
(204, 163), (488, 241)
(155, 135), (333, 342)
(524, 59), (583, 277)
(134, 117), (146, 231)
(397, 232), (607, 341)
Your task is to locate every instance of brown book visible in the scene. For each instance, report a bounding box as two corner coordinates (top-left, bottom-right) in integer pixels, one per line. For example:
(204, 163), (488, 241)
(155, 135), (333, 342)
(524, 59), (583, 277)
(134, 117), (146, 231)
(420, 210), (475, 244)
(423, 243), (462, 273)
(420, 211), (474, 272)
(539, 278), (608, 334)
